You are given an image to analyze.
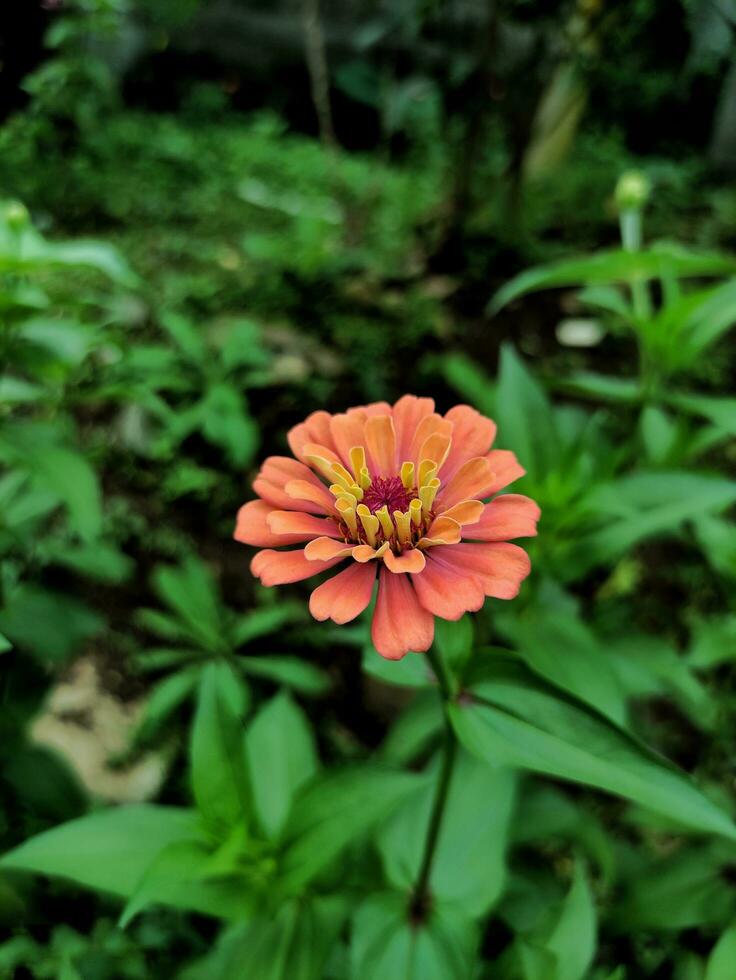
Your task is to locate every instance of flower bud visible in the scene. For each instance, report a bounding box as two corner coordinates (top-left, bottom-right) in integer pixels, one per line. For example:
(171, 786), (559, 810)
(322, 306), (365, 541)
(4, 201), (29, 229)
(614, 171), (650, 212)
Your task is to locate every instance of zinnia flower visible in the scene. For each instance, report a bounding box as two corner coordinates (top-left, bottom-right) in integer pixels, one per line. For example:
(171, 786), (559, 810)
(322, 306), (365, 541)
(234, 396), (540, 660)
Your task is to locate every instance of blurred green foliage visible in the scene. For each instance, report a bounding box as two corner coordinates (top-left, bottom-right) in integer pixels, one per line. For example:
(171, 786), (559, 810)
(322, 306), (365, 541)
(2, 1), (736, 978)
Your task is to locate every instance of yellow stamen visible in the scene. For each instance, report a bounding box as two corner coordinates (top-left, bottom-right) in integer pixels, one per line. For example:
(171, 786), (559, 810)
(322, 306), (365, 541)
(348, 483), (364, 502)
(419, 478), (440, 515)
(331, 462), (355, 490)
(400, 461), (415, 490)
(375, 505), (395, 539)
(356, 504), (379, 547)
(418, 459), (438, 487)
(336, 498), (358, 535)
(410, 498), (423, 526)
(305, 453), (340, 483)
(349, 446), (366, 482)
(359, 466), (372, 490)
(394, 509), (412, 545)
(329, 483), (347, 497)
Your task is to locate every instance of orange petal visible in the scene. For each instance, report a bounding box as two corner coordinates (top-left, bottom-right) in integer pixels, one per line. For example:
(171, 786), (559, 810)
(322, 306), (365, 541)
(435, 457), (494, 510)
(408, 415), (453, 468)
(442, 405), (497, 481)
(287, 410), (337, 461)
(304, 536), (353, 561)
(234, 500), (313, 547)
(254, 457), (325, 512)
(329, 412), (368, 469)
(365, 415), (397, 477)
(417, 432), (452, 472)
(309, 562), (377, 624)
(437, 542), (531, 599)
(352, 543), (389, 563)
(251, 548), (344, 586)
(467, 495), (540, 541)
(285, 479), (336, 514)
(419, 516), (461, 547)
(361, 401), (392, 417)
(393, 395), (435, 461)
(437, 499), (484, 527)
(383, 548), (426, 573)
(480, 450), (526, 496)
(370, 567), (434, 660)
(266, 511), (341, 539)
(413, 551), (486, 620)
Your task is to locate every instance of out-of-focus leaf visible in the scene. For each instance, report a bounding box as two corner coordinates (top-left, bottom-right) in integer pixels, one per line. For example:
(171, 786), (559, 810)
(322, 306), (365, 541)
(280, 767), (426, 891)
(232, 603), (302, 646)
(668, 392), (736, 436)
(0, 631), (11, 654)
(558, 372), (642, 403)
(545, 861), (597, 980)
(0, 586), (103, 662)
(238, 655), (330, 696)
(190, 662), (250, 835)
(379, 690), (444, 765)
(245, 692), (318, 839)
(640, 405), (677, 463)
(687, 615), (736, 669)
(496, 344), (558, 482)
(449, 661), (736, 840)
(693, 514), (736, 578)
(351, 892), (478, 980)
(0, 806), (199, 898)
(196, 897), (347, 980)
(441, 353), (496, 417)
(159, 311), (207, 361)
(152, 557), (227, 653)
(705, 925), (736, 980)
(199, 382), (259, 466)
(434, 616), (474, 680)
(119, 839), (252, 925)
(362, 647), (432, 687)
(612, 844), (735, 931)
(378, 750), (516, 917)
(134, 668), (201, 744)
(490, 245), (736, 313)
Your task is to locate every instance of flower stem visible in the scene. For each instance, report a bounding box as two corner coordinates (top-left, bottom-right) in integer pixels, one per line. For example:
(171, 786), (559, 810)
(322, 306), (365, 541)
(411, 646), (458, 917)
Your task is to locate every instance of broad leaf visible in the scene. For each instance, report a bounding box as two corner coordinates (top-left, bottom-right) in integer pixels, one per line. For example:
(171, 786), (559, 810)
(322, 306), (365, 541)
(351, 892), (478, 980)
(190, 662), (250, 834)
(0, 805), (199, 898)
(449, 661), (736, 840)
(377, 749), (516, 916)
(245, 691), (319, 839)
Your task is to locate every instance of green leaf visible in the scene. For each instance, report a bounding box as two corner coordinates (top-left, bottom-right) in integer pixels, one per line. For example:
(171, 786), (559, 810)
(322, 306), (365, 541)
(693, 514), (736, 579)
(507, 604), (628, 728)
(380, 690), (444, 765)
(584, 471), (736, 563)
(196, 897), (347, 980)
(46, 239), (138, 287)
(362, 647), (432, 687)
(640, 405), (677, 463)
(190, 662), (250, 834)
(351, 892), (478, 980)
(0, 631), (11, 654)
(441, 353), (497, 417)
(152, 557), (227, 653)
(545, 861), (597, 980)
(232, 603), (302, 646)
(378, 750), (516, 916)
(559, 372), (642, 404)
(667, 392), (736, 436)
(238, 655), (330, 696)
(0, 805), (199, 898)
(119, 839), (253, 924)
(433, 617), (474, 680)
(496, 344), (558, 482)
(706, 925), (736, 980)
(612, 844), (735, 931)
(687, 615), (736, 669)
(449, 662), (736, 840)
(280, 767), (426, 891)
(199, 382), (259, 466)
(490, 244), (736, 313)
(0, 586), (103, 663)
(134, 668), (201, 743)
(245, 691), (319, 839)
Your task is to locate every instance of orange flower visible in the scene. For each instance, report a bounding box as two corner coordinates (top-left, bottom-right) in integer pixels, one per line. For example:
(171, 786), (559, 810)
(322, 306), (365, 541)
(234, 396), (540, 660)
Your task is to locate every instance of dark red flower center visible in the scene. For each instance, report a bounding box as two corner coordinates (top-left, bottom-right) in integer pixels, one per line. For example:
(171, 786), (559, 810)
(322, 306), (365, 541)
(362, 476), (413, 515)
